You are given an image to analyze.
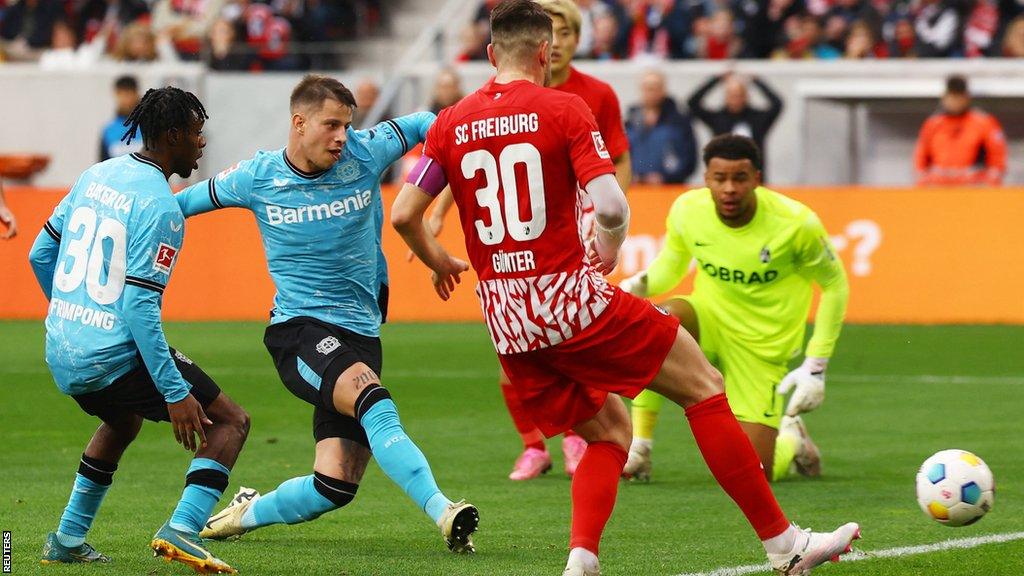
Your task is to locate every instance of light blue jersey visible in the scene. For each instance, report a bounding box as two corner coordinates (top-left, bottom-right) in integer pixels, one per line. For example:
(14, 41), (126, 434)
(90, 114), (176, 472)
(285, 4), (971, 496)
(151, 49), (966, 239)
(28, 153), (190, 402)
(176, 112), (433, 337)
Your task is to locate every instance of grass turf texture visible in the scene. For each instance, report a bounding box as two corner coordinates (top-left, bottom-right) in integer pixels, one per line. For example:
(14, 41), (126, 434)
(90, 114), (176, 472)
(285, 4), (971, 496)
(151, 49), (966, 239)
(1, 321), (1022, 576)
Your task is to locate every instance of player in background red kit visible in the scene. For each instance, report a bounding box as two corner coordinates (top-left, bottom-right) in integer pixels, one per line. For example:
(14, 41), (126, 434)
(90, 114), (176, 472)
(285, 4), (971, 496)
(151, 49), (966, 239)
(392, 2), (860, 575)
(424, 0), (633, 481)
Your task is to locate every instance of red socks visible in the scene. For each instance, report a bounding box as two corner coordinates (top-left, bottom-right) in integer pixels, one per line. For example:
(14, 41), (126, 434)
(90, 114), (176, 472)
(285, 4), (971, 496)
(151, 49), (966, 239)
(569, 441), (627, 554)
(500, 380), (546, 449)
(685, 393), (790, 540)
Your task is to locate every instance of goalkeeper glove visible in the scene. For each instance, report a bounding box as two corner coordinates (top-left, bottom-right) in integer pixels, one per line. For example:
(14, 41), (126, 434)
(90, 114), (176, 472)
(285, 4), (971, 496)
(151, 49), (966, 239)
(619, 271), (648, 297)
(778, 356), (828, 416)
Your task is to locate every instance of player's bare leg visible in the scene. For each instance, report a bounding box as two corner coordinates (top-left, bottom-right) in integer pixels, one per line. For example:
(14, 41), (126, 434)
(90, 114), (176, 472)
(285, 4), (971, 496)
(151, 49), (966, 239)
(559, 396), (631, 575)
(332, 362), (479, 552)
(194, 393), (250, 468)
(625, 298), (700, 481)
(646, 328), (859, 574)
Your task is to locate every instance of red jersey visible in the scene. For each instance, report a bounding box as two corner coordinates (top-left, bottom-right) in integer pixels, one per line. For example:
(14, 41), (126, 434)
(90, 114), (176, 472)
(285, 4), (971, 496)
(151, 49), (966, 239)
(913, 109), (1007, 185)
(552, 67), (629, 160)
(423, 78), (617, 355)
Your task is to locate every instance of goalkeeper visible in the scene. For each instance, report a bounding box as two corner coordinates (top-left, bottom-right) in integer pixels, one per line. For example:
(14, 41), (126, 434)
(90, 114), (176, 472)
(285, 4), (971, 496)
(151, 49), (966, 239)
(620, 135), (848, 482)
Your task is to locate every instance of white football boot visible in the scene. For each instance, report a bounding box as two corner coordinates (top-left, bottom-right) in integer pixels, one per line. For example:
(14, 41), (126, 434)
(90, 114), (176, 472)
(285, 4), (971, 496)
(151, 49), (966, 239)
(562, 548), (601, 576)
(621, 438), (652, 482)
(438, 500), (479, 553)
(200, 487), (260, 540)
(768, 523), (861, 575)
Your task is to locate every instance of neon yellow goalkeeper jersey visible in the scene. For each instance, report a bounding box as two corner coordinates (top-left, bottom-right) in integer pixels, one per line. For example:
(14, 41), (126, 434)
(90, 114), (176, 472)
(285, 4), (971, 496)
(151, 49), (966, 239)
(646, 186), (849, 363)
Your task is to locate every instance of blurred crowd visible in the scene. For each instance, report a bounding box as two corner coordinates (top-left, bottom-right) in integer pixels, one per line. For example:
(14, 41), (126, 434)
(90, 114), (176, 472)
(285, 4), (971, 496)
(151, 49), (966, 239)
(459, 0), (1024, 61)
(0, 0), (389, 69)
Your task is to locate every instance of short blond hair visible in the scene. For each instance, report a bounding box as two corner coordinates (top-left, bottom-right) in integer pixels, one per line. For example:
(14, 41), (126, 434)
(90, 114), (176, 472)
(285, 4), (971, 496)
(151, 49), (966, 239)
(535, 0), (582, 37)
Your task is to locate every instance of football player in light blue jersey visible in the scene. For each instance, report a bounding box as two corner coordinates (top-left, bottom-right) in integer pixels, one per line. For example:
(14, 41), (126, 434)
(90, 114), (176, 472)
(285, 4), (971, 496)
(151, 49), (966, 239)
(28, 87), (249, 574)
(176, 75), (479, 553)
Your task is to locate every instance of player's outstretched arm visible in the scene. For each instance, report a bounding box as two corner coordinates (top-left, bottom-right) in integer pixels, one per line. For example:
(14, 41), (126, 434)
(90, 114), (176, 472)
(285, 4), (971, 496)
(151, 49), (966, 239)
(392, 181), (467, 301)
(175, 159), (256, 218)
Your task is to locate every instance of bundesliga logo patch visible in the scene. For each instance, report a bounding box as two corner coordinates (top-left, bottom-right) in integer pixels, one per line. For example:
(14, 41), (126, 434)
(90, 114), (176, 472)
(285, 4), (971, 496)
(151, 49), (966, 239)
(591, 131), (610, 159)
(153, 243), (178, 274)
(316, 336), (341, 355)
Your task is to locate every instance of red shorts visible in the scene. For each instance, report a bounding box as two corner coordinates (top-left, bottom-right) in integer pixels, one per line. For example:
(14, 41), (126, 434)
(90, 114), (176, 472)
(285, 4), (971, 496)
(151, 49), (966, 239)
(497, 289), (680, 437)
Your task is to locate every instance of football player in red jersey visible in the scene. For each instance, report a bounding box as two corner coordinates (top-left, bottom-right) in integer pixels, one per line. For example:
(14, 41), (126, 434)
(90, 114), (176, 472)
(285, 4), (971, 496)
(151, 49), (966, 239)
(423, 0), (633, 481)
(392, 2), (859, 575)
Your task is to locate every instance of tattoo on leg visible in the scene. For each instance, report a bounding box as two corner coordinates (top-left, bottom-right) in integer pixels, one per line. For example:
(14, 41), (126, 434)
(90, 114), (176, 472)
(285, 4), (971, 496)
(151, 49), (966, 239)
(353, 369), (377, 390)
(339, 439), (371, 482)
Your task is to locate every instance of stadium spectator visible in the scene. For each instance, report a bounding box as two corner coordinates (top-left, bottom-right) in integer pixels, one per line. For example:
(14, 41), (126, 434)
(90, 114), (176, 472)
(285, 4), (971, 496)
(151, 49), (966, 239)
(152, 0), (227, 60)
(455, 21), (488, 61)
(735, 0), (804, 59)
(694, 8), (741, 59)
(428, 68), (463, 114)
(0, 178), (16, 239)
(773, 12), (841, 59)
(206, 18), (252, 71)
(824, 0), (883, 33)
(844, 18), (887, 57)
(38, 19), (106, 69)
(1001, 14), (1024, 55)
(111, 21), (179, 63)
(686, 72), (783, 175)
(75, 0), (149, 45)
(884, 13), (918, 57)
(353, 77), (382, 128)
(627, 0), (705, 60)
(914, 74), (1007, 186)
(914, 0), (968, 57)
(574, 0), (611, 56)
(626, 70), (697, 184)
(965, 0), (999, 56)
(99, 75), (142, 161)
(0, 0), (62, 57)
(588, 11), (622, 59)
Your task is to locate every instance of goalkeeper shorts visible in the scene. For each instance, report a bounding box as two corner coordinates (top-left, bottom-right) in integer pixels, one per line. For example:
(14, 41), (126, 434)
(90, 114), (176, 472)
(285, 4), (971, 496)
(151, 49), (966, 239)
(670, 295), (789, 430)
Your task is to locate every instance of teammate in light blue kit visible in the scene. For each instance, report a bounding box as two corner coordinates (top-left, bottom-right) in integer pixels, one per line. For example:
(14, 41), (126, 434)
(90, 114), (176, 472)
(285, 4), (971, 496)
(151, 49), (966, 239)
(28, 87), (249, 574)
(177, 74), (479, 552)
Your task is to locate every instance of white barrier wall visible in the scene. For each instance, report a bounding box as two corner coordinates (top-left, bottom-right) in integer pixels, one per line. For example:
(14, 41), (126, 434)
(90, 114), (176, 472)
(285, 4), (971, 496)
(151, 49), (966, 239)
(2, 60), (1023, 186)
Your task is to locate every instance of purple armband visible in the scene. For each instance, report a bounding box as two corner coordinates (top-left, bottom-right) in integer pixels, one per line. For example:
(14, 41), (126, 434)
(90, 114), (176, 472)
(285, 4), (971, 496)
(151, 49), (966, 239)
(406, 155), (448, 197)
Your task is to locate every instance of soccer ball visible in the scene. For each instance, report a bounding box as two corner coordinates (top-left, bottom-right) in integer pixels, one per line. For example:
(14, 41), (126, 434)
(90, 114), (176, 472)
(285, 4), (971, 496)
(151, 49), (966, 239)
(916, 449), (995, 527)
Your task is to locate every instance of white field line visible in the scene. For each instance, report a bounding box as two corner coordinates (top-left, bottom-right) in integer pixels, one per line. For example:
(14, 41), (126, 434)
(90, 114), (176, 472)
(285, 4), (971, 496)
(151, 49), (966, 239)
(829, 374), (1024, 385)
(673, 531), (1024, 576)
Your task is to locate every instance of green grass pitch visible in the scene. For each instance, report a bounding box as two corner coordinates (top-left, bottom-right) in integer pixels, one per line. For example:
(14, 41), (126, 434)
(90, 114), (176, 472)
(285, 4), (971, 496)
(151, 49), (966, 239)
(2, 321), (1022, 575)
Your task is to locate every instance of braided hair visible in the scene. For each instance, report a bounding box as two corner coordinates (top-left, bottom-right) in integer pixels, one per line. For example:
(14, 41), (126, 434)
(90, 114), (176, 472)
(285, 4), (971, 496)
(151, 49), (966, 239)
(121, 86), (208, 149)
